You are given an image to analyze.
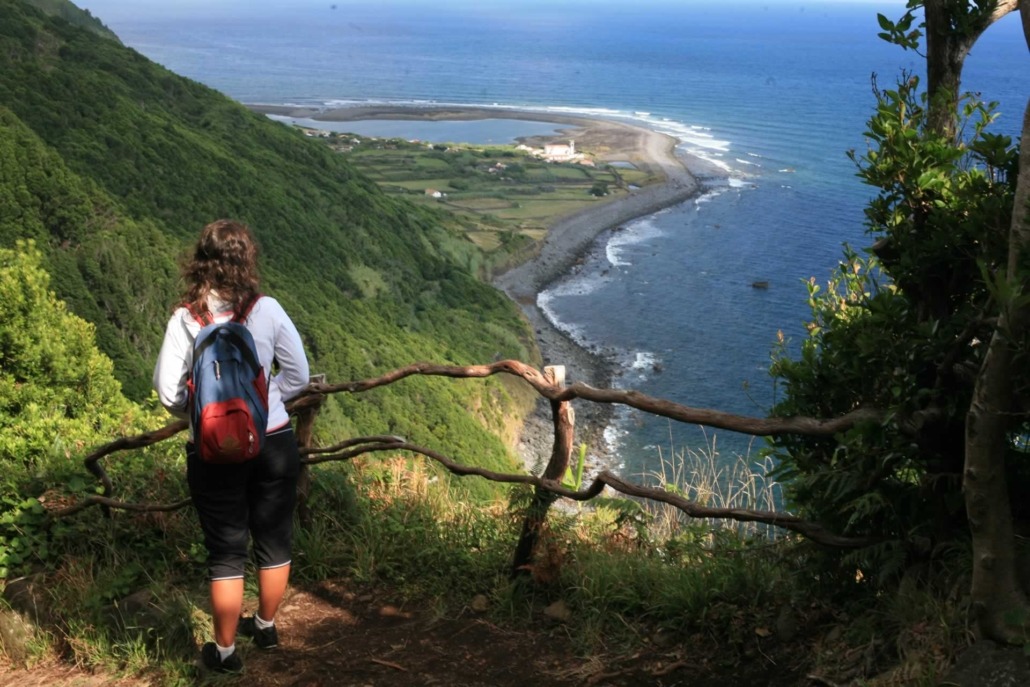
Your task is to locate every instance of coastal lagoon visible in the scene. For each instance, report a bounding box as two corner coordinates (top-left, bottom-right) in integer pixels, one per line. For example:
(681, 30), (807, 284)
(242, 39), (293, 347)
(265, 115), (566, 145)
(88, 0), (1029, 478)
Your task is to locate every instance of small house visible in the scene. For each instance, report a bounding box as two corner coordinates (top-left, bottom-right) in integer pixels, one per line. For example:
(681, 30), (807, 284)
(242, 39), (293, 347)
(544, 140), (576, 160)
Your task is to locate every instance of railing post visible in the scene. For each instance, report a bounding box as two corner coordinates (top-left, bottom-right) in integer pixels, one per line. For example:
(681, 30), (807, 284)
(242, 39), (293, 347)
(511, 365), (575, 578)
(294, 374), (326, 529)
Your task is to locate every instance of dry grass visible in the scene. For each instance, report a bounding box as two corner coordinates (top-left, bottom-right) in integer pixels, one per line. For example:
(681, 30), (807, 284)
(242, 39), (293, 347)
(642, 430), (783, 541)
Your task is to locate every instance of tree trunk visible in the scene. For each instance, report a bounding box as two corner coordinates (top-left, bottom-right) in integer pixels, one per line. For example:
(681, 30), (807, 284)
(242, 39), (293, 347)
(964, 98), (1030, 642)
(294, 376), (326, 528)
(1023, 0), (1030, 51)
(923, 0), (968, 137)
(922, 0), (1020, 137)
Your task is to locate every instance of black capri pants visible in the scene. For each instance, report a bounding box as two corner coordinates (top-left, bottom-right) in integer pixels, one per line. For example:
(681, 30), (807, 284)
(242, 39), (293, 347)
(187, 425), (300, 581)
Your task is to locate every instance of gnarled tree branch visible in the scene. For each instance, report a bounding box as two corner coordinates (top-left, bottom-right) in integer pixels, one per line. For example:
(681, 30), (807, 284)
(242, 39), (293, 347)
(307, 360), (883, 437)
(65, 360), (887, 548)
(62, 434), (877, 548)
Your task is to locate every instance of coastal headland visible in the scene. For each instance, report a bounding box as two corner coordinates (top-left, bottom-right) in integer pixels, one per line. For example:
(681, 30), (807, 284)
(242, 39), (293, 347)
(249, 104), (709, 467)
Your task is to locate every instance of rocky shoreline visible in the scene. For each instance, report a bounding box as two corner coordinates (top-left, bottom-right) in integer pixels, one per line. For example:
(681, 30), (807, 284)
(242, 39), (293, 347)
(493, 149), (705, 475)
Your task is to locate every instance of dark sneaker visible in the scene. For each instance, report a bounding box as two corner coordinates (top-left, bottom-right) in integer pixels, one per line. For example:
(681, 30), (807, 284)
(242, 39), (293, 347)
(238, 615), (279, 649)
(200, 642), (243, 674)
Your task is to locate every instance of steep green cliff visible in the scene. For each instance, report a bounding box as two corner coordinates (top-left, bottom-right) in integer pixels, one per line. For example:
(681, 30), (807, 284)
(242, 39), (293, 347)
(19, 0), (118, 42)
(0, 0), (535, 491)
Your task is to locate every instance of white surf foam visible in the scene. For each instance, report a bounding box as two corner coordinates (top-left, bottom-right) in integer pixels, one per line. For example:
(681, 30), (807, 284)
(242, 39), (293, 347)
(536, 289), (593, 349)
(605, 217), (664, 267)
(630, 350), (659, 374)
(694, 188), (726, 206)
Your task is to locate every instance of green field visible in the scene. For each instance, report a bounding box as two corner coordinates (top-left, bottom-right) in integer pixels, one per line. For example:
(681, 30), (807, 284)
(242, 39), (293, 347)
(320, 133), (652, 261)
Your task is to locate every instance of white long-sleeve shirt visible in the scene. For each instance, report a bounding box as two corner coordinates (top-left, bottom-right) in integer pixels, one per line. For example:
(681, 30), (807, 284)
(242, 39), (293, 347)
(153, 295), (310, 433)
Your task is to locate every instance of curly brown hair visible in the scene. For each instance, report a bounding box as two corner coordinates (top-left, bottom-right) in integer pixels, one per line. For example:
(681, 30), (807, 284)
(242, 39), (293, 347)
(181, 219), (261, 317)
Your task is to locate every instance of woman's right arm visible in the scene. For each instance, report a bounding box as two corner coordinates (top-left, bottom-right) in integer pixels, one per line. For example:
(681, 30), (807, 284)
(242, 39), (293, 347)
(153, 311), (191, 419)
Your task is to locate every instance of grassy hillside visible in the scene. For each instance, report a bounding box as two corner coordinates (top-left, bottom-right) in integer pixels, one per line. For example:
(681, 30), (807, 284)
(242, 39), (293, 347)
(0, 0), (536, 494)
(20, 0), (118, 42)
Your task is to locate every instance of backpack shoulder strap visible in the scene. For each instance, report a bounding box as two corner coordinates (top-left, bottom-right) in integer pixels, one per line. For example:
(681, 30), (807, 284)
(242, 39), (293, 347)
(232, 293), (263, 323)
(183, 302), (215, 327)
(184, 294), (262, 327)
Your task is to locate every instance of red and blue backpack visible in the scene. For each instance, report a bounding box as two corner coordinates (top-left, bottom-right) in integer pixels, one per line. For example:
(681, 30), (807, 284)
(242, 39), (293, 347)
(185, 296), (269, 463)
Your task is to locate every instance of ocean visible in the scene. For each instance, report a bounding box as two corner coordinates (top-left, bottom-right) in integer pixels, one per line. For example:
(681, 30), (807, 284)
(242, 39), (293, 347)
(84, 0), (1028, 477)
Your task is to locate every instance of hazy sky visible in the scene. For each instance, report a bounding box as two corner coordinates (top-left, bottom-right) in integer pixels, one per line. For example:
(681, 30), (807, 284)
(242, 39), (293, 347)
(81, 0), (912, 18)
(76, 1), (917, 35)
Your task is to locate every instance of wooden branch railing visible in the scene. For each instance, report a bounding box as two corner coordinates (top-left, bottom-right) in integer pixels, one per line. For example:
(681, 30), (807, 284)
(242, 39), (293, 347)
(53, 359), (885, 553)
(304, 360), (884, 437)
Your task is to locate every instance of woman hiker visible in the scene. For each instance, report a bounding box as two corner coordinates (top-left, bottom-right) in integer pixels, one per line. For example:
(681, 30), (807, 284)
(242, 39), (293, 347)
(153, 219), (310, 673)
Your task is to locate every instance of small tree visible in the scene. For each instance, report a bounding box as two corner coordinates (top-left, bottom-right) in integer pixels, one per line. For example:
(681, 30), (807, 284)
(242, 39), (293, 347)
(770, 0), (1028, 641)
(0, 241), (154, 576)
(0, 241), (139, 465)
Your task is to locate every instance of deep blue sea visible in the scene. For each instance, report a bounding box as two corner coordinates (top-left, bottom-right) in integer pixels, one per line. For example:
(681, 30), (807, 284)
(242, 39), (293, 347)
(85, 0), (1028, 477)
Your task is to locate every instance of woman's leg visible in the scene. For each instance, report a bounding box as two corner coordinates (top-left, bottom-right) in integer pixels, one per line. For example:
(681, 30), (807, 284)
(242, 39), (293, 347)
(257, 563), (291, 621)
(249, 427), (300, 623)
(210, 578), (245, 646)
(187, 444), (252, 646)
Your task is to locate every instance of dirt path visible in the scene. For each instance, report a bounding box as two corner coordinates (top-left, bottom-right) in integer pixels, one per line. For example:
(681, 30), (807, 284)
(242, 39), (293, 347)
(0, 577), (804, 686)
